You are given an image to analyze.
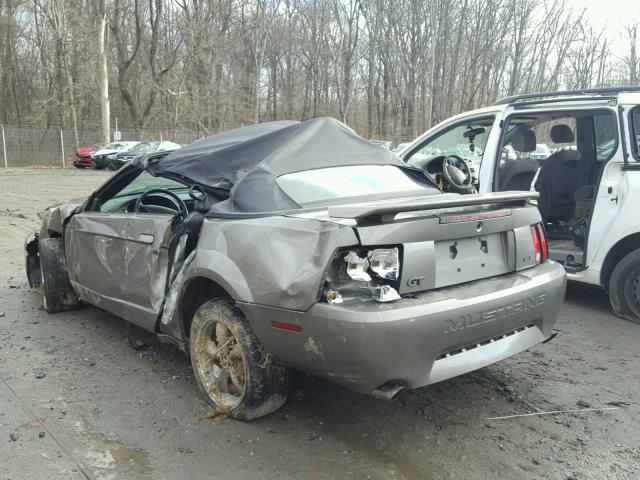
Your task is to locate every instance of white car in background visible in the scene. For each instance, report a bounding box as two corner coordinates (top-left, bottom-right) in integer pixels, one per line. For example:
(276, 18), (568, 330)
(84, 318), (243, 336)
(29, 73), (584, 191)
(91, 141), (141, 169)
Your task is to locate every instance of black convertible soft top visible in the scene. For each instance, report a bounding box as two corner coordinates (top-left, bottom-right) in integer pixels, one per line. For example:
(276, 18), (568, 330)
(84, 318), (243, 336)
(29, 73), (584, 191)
(148, 117), (422, 213)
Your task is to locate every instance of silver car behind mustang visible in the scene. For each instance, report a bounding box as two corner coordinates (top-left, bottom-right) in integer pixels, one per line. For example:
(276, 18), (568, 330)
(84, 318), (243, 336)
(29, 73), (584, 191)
(25, 118), (566, 420)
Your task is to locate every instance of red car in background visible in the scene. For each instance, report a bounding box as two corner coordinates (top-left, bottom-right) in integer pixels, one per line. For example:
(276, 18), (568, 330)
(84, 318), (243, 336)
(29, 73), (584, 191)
(73, 144), (105, 168)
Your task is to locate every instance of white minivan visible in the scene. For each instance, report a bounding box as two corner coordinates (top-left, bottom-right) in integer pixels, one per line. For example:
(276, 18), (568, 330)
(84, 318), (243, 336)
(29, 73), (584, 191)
(400, 87), (640, 322)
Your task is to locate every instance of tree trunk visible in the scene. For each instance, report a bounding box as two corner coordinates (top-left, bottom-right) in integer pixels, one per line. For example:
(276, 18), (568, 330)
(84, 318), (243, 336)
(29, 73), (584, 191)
(97, 9), (110, 142)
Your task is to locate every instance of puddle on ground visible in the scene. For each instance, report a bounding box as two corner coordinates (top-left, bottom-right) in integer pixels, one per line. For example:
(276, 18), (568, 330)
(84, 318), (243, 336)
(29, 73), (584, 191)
(72, 418), (153, 477)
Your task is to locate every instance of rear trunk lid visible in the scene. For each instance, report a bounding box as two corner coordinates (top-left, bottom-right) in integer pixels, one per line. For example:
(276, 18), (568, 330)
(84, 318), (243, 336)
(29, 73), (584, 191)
(327, 191), (541, 294)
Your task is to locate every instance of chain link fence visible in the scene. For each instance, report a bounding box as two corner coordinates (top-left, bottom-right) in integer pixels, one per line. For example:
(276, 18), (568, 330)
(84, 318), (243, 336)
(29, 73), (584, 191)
(0, 124), (417, 168)
(0, 126), (206, 168)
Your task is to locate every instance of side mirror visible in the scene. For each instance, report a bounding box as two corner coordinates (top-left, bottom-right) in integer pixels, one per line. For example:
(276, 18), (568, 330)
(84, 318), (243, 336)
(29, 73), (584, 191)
(86, 195), (102, 212)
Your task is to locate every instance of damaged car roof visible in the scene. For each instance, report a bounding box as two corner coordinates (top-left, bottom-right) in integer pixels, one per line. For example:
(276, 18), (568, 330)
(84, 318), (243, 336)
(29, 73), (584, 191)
(147, 117), (424, 213)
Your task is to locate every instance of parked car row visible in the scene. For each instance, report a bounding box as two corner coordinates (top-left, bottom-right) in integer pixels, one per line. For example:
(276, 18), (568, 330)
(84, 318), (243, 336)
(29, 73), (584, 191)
(74, 141), (181, 170)
(73, 143), (105, 168)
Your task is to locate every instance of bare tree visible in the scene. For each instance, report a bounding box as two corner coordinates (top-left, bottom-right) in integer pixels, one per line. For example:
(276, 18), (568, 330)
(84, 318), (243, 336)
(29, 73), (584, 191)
(97, 0), (111, 143)
(623, 20), (639, 85)
(1, 0), (638, 143)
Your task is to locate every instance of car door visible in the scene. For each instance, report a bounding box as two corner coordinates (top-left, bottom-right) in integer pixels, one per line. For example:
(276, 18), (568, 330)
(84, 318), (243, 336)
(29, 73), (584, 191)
(65, 169), (181, 331)
(585, 105), (636, 269)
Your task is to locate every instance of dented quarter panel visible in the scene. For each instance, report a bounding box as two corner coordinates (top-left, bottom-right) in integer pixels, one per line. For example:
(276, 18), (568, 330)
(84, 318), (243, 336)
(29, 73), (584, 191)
(156, 215), (359, 343)
(184, 216), (359, 310)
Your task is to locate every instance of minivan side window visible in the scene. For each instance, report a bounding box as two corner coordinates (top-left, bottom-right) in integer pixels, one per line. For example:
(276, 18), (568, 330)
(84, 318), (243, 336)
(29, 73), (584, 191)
(632, 108), (640, 160)
(593, 112), (618, 161)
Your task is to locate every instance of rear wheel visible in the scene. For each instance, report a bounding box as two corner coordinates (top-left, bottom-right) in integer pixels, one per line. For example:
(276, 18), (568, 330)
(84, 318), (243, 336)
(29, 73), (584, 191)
(189, 299), (290, 420)
(39, 238), (79, 313)
(608, 249), (640, 323)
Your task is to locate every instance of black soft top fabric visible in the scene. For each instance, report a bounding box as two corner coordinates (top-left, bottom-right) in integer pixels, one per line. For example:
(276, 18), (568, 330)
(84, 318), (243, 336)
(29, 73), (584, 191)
(148, 117), (421, 213)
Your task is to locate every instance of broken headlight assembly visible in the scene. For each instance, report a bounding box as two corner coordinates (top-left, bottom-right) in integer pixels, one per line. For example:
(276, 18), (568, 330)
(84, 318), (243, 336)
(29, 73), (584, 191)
(323, 247), (402, 303)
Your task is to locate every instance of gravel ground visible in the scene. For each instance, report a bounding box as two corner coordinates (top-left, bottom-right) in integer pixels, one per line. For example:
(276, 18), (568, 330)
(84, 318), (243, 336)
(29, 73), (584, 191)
(1, 168), (639, 480)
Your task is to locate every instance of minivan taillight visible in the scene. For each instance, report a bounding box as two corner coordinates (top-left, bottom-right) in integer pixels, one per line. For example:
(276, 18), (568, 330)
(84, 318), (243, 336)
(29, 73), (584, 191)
(530, 223), (548, 264)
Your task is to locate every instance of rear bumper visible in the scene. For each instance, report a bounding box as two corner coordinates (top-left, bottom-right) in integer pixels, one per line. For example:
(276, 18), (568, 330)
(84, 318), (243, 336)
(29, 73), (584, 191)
(239, 261), (566, 395)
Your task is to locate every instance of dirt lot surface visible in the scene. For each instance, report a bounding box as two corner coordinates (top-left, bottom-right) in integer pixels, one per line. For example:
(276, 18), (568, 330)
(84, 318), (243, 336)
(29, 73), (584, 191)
(1, 168), (639, 480)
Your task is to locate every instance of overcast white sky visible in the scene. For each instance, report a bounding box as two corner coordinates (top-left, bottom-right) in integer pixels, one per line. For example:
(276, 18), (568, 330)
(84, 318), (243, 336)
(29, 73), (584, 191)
(568, 0), (640, 57)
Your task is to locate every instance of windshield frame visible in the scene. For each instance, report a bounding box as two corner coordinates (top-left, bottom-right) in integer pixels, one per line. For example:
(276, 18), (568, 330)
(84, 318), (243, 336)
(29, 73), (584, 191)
(404, 115), (496, 168)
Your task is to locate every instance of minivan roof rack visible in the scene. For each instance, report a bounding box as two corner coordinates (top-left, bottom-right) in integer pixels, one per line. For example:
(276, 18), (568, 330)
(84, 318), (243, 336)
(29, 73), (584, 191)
(492, 86), (640, 106)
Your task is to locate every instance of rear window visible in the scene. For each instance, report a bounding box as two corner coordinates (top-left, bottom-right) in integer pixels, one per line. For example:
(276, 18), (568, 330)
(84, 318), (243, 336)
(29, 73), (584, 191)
(277, 165), (436, 204)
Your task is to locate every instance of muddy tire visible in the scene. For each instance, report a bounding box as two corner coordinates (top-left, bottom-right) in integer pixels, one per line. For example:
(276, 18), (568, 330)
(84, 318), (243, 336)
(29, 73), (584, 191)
(25, 237), (42, 289)
(39, 238), (79, 313)
(608, 249), (640, 323)
(189, 299), (290, 421)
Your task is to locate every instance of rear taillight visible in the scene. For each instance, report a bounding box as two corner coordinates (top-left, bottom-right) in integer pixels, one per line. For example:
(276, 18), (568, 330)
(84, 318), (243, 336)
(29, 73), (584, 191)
(322, 246), (403, 304)
(536, 223), (549, 261)
(530, 223), (548, 264)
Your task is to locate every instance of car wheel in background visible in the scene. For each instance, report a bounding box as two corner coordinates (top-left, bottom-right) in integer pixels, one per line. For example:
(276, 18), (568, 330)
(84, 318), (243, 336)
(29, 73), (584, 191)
(189, 298), (291, 421)
(609, 249), (640, 323)
(38, 238), (80, 313)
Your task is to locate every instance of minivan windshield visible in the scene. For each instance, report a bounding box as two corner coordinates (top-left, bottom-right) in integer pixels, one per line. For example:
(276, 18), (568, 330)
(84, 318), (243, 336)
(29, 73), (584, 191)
(276, 165), (437, 205)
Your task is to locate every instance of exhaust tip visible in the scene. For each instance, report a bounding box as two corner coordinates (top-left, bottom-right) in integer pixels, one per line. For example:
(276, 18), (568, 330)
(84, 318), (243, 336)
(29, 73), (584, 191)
(371, 382), (405, 402)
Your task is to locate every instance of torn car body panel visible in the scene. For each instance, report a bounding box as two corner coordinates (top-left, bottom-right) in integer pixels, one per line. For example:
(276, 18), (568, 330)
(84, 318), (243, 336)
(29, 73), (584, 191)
(190, 216), (359, 310)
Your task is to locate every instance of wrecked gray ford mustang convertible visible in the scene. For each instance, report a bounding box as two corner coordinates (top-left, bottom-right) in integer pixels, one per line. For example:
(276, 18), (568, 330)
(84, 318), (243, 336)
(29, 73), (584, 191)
(25, 118), (566, 420)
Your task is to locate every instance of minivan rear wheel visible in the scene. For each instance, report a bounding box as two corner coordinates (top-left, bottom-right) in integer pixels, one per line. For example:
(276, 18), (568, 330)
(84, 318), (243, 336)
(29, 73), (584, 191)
(189, 298), (291, 420)
(608, 249), (640, 323)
